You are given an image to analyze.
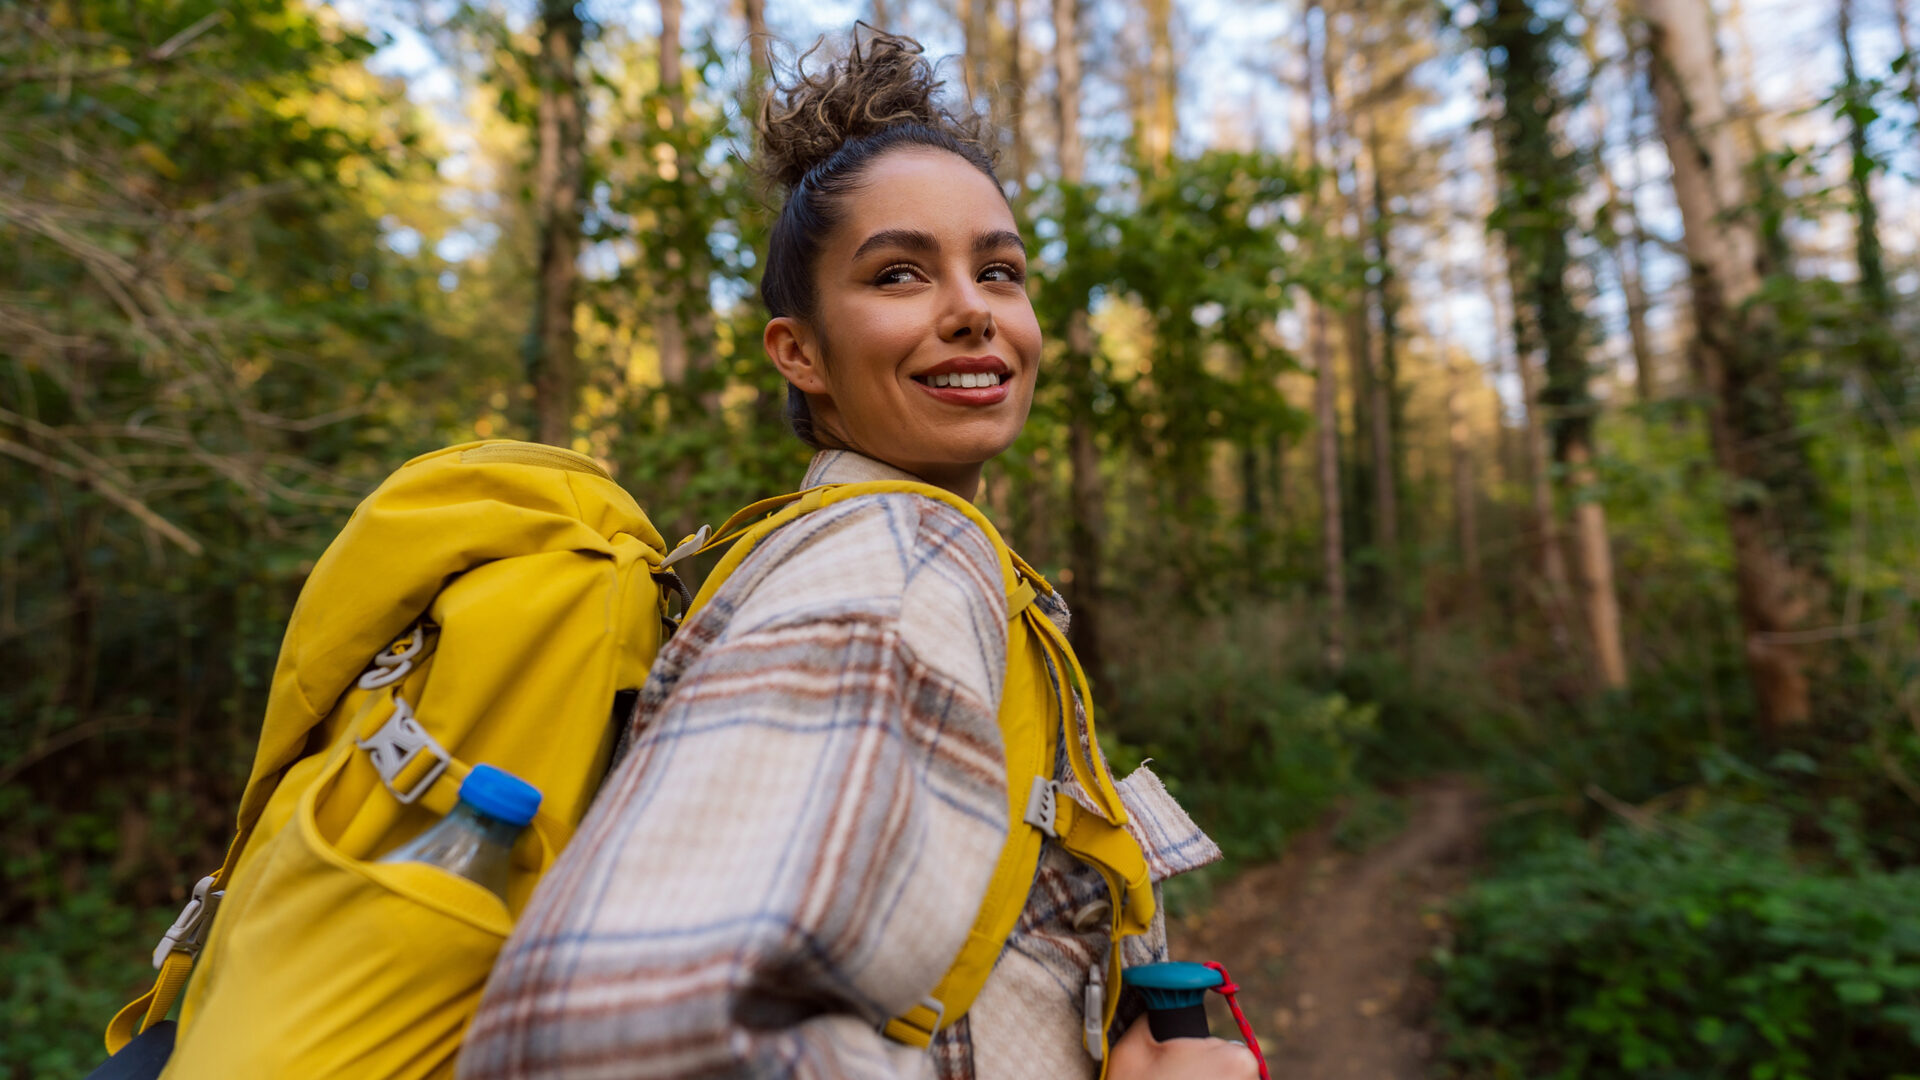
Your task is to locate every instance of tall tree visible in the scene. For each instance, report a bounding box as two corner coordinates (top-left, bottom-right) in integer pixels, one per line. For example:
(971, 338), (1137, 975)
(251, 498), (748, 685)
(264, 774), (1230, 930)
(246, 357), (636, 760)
(1491, 239), (1571, 598)
(531, 0), (587, 446)
(1052, 0), (1106, 678)
(1139, 0), (1177, 167)
(741, 0), (769, 83)
(999, 0), (1032, 190)
(1580, 12), (1658, 405)
(1479, 0), (1626, 688)
(1306, 1), (1347, 671)
(1448, 347), (1483, 608)
(963, 0), (991, 102)
(1635, 0), (1826, 729)
(1837, 0), (1897, 390)
(1319, 26), (1380, 578)
(656, 0), (692, 388)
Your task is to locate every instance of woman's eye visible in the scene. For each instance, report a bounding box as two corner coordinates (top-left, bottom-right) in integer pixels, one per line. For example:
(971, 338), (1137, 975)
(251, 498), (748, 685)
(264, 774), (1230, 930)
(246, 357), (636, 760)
(875, 264), (923, 286)
(980, 263), (1024, 284)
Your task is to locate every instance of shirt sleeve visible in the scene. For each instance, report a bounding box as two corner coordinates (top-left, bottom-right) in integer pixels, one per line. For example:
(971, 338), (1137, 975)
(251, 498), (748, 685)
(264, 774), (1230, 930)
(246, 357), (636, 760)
(457, 494), (1011, 1080)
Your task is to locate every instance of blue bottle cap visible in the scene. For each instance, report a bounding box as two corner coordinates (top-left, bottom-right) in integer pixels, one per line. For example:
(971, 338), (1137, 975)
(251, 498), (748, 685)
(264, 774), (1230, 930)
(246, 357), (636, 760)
(458, 764), (542, 827)
(1122, 962), (1225, 1010)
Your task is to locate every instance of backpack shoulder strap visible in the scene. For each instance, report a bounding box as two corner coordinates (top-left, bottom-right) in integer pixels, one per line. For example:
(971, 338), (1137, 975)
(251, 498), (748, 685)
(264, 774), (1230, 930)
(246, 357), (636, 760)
(693, 481), (1153, 1063)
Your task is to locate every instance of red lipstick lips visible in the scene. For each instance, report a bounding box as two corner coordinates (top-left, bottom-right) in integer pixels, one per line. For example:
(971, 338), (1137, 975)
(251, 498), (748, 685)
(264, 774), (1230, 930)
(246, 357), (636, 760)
(912, 355), (1013, 406)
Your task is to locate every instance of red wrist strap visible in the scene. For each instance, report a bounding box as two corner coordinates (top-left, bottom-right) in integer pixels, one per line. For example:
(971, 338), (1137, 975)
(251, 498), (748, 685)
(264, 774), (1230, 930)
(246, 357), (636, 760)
(1202, 962), (1270, 1080)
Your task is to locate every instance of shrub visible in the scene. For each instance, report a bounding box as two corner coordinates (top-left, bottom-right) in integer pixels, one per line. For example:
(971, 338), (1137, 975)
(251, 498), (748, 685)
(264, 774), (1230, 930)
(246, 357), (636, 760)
(1437, 807), (1920, 1080)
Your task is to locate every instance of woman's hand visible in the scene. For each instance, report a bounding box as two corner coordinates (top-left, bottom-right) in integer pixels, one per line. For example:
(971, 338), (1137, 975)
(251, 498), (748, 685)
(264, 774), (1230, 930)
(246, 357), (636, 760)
(1107, 1016), (1262, 1080)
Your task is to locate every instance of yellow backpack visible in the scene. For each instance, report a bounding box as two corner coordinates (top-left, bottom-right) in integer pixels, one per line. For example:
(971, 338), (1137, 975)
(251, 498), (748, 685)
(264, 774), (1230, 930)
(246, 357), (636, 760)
(106, 440), (1151, 1078)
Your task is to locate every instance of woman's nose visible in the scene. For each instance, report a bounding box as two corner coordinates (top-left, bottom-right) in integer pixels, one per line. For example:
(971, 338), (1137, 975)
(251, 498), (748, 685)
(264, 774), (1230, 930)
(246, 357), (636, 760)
(939, 282), (996, 344)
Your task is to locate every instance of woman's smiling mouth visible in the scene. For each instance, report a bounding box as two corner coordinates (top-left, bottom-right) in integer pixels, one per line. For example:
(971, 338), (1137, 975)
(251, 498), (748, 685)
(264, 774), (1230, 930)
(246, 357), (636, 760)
(912, 356), (1012, 404)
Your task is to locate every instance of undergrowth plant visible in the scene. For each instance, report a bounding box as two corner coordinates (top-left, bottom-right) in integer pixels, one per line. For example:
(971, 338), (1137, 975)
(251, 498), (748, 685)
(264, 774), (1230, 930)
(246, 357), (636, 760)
(1438, 805), (1920, 1080)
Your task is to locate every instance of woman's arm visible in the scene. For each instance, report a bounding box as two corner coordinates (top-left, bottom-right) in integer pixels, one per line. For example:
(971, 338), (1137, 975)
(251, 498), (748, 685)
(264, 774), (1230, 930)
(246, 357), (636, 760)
(457, 495), (1011, 1080)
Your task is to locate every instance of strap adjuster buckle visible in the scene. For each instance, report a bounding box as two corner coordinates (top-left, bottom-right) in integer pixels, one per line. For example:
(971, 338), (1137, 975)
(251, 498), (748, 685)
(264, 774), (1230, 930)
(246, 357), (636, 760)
(358, 624), (426, 690)
(356, 694), (450, 804)
(152, 874), (223, 969)
(1024, 776), (1061, 839)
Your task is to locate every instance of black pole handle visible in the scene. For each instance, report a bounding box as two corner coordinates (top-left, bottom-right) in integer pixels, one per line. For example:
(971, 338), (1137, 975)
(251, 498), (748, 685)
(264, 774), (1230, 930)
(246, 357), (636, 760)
(1145, 1001), (1212, 1040)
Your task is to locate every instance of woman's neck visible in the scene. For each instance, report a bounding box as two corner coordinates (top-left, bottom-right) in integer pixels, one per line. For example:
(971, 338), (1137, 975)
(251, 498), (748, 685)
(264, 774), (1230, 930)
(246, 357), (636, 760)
(805, 447), (981, 501)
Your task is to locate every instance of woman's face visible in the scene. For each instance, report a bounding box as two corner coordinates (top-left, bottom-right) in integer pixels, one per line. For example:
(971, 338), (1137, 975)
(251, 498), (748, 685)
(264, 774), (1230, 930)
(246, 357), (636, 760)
(765, 148), (1041, 495)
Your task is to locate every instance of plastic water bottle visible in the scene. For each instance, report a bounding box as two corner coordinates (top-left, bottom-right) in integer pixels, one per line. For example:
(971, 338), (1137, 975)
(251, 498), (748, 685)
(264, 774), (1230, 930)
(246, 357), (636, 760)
(378, 764), (541, 902)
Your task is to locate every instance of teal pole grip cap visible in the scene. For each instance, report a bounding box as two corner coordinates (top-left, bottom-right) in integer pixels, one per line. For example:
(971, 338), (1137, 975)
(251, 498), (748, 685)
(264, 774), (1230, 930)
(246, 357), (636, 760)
(1122, 962), (1224, 1040)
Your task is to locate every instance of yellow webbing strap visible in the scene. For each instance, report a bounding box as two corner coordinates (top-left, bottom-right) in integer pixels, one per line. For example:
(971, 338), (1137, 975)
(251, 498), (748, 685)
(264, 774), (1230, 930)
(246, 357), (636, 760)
(105, 832), (243, 1053)
(1007, 579), (1038, 618)
(105, 948), (195, 1053)
(882, 1001), (946, 1046)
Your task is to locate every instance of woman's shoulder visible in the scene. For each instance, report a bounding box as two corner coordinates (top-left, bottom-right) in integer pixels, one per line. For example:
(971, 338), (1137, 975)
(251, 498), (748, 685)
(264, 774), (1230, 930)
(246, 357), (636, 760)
(715, 488), (1009, 644)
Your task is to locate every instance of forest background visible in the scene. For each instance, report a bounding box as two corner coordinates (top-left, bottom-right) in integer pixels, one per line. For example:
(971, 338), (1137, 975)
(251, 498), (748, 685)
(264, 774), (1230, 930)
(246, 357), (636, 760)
(4, 0), (1919, 1075)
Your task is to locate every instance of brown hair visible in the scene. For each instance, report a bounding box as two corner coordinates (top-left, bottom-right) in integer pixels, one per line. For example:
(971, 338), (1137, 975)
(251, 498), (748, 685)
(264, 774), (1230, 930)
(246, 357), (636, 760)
(756, 26), (1002, 446)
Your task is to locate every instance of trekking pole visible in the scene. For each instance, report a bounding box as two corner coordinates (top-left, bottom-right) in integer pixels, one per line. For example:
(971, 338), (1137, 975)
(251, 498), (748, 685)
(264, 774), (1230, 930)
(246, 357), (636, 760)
(1120, 961), (1270, 1080)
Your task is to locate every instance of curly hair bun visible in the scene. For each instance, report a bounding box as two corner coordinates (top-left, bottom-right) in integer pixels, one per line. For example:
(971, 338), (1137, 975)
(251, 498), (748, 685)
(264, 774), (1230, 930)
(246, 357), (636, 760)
(756, 25), (994, 191)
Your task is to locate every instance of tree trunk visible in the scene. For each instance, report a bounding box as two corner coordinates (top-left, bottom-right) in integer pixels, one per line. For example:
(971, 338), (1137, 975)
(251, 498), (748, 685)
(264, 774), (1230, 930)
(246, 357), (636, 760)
(741, 0), (769, 82)
(1051, 0), (1104, 678)
(657, 0), (690, 389)
(1053, 0), (1083, 180)
(1617, 200), (1657, 404)
(1320, 33), (1378, 574)
(532, 0), (586, 447)
(1141, 0), (1175, 167)
(1305, 1), (1345, 672)
(1002, 0), (1031, 191)
(1837, 0), (1896, 388)
(1482, 0), (1626, 689)
(1357, 130), (1397, 597)
(1447, 351), (1481, 610)
(1494, 242), (1569, 595)
(1568, 441), (1627, 685)
(1636, 0), (1825, 730)
(1366, 125), (1404, 558)
(1581, 15), (1658, 404)
(963, 0), (991, 102)
(1312, 302), (1345, 672)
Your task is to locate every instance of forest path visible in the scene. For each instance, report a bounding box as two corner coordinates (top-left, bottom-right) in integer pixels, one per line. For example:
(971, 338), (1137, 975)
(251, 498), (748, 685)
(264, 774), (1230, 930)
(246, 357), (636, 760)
(1167, 779), (1482, 1080)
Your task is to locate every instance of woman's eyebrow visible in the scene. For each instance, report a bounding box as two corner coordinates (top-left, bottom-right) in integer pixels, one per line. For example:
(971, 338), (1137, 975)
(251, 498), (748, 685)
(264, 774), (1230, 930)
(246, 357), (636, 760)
(975, 229), (1026, 256)
(853, 228), (938, 260)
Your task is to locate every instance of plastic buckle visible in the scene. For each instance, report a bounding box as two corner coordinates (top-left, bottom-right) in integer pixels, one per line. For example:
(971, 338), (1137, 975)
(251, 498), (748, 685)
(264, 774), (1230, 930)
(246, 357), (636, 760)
(1082, 960), (1106, 1061)
(1023, 776), (1061, 839)
(358, 624), (426, 690)
(884, 996), (947, 1048)
(355, 694), (450, 805)
(920, 996), (947, 1041)
(152, 874), (224, 969)
(659, 525), (711, 570)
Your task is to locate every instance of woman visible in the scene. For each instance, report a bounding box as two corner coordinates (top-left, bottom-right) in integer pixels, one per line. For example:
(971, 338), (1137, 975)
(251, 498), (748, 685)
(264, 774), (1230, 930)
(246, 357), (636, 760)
(457, 28), (1253, 1080)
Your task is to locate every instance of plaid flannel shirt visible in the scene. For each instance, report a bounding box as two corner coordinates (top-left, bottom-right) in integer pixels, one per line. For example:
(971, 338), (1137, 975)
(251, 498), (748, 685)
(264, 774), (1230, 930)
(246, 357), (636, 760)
(458, 451), (1219, 1080)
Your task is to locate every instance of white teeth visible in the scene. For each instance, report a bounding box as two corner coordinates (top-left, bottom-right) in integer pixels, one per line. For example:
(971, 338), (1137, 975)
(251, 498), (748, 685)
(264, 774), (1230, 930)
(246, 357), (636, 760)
(926, 372), (1003, 388)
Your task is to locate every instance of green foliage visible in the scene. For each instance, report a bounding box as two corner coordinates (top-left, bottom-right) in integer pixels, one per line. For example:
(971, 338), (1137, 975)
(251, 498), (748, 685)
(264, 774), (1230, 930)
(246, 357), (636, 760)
(1331, 787), (1409, 854)
(1438, 807), (1920, 1080)
(1021, 152), (1311, 599)
(1106, 607), (1377, 864)
(1, 880), (176, 1079)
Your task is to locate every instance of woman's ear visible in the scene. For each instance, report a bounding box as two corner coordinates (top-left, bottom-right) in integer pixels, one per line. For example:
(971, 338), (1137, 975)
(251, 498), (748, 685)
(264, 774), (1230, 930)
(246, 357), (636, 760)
(765, 317), (830, 395)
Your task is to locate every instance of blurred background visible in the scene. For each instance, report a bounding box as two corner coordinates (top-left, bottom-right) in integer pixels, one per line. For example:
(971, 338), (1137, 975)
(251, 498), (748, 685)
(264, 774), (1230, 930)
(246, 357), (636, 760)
(4, 0), (1919, 1075)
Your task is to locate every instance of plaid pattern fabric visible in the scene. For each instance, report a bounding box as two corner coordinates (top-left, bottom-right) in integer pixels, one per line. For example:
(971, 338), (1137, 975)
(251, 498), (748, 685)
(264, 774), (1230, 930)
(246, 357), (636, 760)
(458, 451), (1219, 1080)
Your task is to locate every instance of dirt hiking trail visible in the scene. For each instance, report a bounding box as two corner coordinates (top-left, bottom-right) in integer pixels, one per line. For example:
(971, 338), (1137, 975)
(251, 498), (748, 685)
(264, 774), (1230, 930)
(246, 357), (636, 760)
(1168, 779), (1482, 1080)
